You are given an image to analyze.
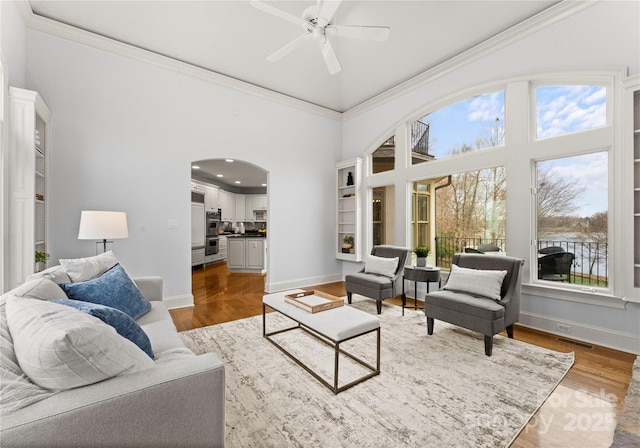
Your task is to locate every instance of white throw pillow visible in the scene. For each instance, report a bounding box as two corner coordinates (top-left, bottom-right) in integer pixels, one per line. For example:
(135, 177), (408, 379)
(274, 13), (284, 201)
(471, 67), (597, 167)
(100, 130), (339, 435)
(6, 297), (155, 391)
(0, 295), (56, 413)
(364, 255), (399, 278)
(443, 264), (508, 302)
(9, 278), (67, 301)
(59, 251), (119, 283)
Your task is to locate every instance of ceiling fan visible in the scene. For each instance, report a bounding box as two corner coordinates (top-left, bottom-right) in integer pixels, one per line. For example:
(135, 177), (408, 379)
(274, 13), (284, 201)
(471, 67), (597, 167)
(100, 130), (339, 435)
(250, 0), (390, 75)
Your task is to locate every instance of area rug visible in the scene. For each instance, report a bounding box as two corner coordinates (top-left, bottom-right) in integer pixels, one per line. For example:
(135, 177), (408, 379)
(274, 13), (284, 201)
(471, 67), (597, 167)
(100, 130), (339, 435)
(610, 355), (640, 447)
(180, 296), (574, 448)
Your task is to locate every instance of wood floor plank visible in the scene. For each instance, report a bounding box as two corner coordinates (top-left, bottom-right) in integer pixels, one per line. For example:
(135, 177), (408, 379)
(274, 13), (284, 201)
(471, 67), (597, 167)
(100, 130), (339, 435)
(169, 262), (636, 447)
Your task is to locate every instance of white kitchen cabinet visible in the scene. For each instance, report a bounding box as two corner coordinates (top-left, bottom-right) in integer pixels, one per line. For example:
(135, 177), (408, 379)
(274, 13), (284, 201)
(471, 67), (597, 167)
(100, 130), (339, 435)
(205, 186), (219, 211)
(227, 238), (245, 269)
(219, 190), (235, 221)
(246, 239), (265, 270)
(235, 194), (246, 221)
(245, 194), (267, 221)
(227, 237), (265, 272)
(8, 87), (51, 289)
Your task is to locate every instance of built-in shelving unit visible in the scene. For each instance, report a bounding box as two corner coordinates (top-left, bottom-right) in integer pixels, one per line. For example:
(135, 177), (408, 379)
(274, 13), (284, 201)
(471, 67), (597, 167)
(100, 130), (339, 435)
(633, 89), (640, 289)
(8, 88), (51, 289)
(336, 158), (362, 262)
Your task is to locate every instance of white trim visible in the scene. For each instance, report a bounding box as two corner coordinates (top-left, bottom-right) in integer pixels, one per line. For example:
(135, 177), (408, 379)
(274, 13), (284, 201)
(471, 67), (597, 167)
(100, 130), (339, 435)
(343, 0), (596, 120)
(15, 1), (342, 121)
(164, 293), (194, 310)
(518, 311), (640, 355)
(265, 273), (343, 294)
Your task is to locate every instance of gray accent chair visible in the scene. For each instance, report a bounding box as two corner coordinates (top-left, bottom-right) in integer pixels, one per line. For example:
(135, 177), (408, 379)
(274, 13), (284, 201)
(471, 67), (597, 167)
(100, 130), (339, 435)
(345, 245), (410, 314)
(424, 253), (524, 356)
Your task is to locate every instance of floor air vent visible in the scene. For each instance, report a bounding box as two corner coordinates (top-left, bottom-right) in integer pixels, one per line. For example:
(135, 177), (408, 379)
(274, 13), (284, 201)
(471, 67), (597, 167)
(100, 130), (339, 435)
(557, 337), (593, 349)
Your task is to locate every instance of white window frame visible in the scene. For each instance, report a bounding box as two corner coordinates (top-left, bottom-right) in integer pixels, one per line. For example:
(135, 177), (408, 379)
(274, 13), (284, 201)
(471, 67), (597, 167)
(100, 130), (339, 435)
(360, 69), (627, 309)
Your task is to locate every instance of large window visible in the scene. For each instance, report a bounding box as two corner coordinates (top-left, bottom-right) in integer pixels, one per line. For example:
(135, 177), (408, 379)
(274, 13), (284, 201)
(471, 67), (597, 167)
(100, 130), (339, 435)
(372, 135), (395, 174)
(536, 85), (606, 139)
(359, 73), (620, 302)
(434, 168), (506, 268)
(536, 152), (608, 287)
(413, 91), (505, 162)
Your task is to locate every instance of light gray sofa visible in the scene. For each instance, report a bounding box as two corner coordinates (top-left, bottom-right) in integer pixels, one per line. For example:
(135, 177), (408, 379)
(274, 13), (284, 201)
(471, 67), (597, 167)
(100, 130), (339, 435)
(0, 265), (225, 448)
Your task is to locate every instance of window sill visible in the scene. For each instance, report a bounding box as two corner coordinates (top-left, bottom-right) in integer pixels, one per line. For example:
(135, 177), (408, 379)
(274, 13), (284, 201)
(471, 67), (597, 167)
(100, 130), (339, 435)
(522, 283), (626, 309)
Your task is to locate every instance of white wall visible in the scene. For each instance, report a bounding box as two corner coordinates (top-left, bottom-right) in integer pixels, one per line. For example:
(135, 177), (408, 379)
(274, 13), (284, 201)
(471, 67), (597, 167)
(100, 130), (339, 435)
(0, 1), (27, 89)
(341, 1), (640, 353)
(23, 29), (343, 299)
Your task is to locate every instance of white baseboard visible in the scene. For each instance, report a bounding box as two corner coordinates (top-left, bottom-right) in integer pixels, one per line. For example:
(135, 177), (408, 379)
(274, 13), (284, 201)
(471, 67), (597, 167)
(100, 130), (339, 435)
(265, 274), (343, 294)
(164, 294), (194, 310)
(519, 311), (640, 355)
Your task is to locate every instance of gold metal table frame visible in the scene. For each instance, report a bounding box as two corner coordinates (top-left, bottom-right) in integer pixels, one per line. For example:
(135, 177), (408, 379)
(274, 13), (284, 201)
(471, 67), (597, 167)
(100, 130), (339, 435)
(262, 303), (381, 395)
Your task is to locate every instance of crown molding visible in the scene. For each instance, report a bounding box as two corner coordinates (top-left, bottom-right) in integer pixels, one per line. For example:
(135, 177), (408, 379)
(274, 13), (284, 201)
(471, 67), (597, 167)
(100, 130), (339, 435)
(342, 0), (598, 121)
(15, 0), (342, 121)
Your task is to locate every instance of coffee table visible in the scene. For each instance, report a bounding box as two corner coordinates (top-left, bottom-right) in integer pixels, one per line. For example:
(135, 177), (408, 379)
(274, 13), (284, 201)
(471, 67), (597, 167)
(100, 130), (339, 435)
(262, 290), (380, 394)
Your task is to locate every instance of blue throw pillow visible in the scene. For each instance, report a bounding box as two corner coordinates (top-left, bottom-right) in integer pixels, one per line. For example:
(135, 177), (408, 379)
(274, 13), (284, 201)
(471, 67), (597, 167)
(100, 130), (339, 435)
(60, 264), (151, 319)
(50, 299), (154, 359)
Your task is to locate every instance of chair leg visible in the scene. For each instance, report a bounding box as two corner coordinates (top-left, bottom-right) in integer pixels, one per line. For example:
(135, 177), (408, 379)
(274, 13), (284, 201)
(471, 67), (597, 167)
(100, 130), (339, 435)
(347, 292), (352, 304)
(427, 317), (434, 335)
(376, 300), (382, 314)
(484, 335), (493, 356)
(506, 324), (514, 339)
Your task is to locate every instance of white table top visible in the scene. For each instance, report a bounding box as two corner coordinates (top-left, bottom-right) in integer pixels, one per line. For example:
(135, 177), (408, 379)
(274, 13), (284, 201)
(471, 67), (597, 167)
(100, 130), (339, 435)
(263, 289), (380, 341)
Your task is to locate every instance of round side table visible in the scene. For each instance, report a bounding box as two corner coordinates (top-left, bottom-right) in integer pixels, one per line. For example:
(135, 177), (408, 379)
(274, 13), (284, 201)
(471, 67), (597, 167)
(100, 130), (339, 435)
(401, 266), (441, 315)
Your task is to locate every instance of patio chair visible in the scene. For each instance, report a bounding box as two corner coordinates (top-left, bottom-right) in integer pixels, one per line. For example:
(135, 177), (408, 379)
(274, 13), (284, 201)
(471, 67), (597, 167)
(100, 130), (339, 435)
(424, 253), (524, 356)
(478, 243), (502, 253)
(345, 245), (410, 314)
(538, 252), (575, 282)
(539, 246), (565, 255)
(464, 247), (484, 253)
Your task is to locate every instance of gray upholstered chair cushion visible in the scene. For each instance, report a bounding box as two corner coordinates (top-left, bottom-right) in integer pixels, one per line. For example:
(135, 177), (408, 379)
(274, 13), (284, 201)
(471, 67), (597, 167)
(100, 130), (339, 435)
(345, 245), (410, 314)
(424, 253), (524, 356)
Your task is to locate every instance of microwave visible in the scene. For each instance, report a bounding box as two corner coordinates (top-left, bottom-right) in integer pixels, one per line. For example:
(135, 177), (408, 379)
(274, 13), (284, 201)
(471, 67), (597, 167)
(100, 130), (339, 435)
(254, 210), (266, 221)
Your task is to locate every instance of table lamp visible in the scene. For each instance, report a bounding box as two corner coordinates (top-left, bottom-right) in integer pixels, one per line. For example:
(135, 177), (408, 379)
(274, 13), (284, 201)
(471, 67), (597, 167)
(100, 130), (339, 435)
(78, 211), (128, 253)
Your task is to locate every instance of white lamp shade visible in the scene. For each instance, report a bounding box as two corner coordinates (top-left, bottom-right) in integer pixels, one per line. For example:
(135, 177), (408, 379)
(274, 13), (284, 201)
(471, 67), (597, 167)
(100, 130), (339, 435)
(78, 211), (128, 240)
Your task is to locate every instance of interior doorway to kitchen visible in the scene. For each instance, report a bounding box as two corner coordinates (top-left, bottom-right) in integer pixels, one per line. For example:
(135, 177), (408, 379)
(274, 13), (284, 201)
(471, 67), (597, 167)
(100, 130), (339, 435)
(189, 158), (269, 304)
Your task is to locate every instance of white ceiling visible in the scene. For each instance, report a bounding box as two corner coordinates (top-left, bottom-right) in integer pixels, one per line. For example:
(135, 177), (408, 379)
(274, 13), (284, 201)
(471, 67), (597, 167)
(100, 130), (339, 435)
(27, 0), (560, 113)
(191, 158), (268, 190)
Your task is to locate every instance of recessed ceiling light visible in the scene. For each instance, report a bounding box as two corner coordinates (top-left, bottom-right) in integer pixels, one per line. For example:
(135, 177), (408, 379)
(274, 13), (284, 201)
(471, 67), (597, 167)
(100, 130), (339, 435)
(216, 174), (223, 177)
(235, 181), (241, 184)
(192, 165), (200, 169)
(261, 183), (267, 187)
(225, 159), (234, 163)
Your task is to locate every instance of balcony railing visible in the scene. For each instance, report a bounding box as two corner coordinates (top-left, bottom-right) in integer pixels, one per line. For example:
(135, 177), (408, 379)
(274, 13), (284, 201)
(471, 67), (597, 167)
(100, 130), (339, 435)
(434, 236), (608, 286)
(411, 120), (430, 155)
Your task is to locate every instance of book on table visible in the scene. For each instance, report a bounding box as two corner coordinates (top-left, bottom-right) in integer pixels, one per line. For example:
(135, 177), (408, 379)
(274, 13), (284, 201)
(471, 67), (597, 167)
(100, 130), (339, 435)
(284, 291), (344, 313)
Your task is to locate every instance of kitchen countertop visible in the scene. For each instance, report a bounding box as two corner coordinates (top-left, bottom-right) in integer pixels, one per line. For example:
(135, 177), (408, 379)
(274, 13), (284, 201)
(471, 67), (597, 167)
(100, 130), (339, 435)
(225, 234), (266, 238)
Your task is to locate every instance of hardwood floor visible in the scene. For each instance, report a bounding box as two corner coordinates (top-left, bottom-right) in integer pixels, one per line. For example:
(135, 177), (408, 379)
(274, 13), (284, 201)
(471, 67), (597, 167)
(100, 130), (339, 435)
(170, 262), (636, 448)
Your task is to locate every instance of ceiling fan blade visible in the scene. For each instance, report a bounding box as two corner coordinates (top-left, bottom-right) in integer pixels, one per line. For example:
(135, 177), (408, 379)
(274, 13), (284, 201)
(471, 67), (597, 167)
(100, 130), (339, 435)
(316, 0), (342, 27)
(250, 0), (307, 28)
(325, 25), (391, 42)
(318, 37), (341, 75)
(267, 33), (312, 62)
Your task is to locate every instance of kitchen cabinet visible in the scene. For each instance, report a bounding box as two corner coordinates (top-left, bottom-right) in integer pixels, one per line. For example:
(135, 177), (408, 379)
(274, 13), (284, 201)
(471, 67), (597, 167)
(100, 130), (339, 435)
(8, 87), (51, 289)
(227, 238), (245, 269)
(235, 194), (246, 221)
(336, 158), (362, 262)
(227, 237), (265, 272)
(219, 190), (235, 222)
(245, 194), (267, 221)
(205, 186), (219, 211)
